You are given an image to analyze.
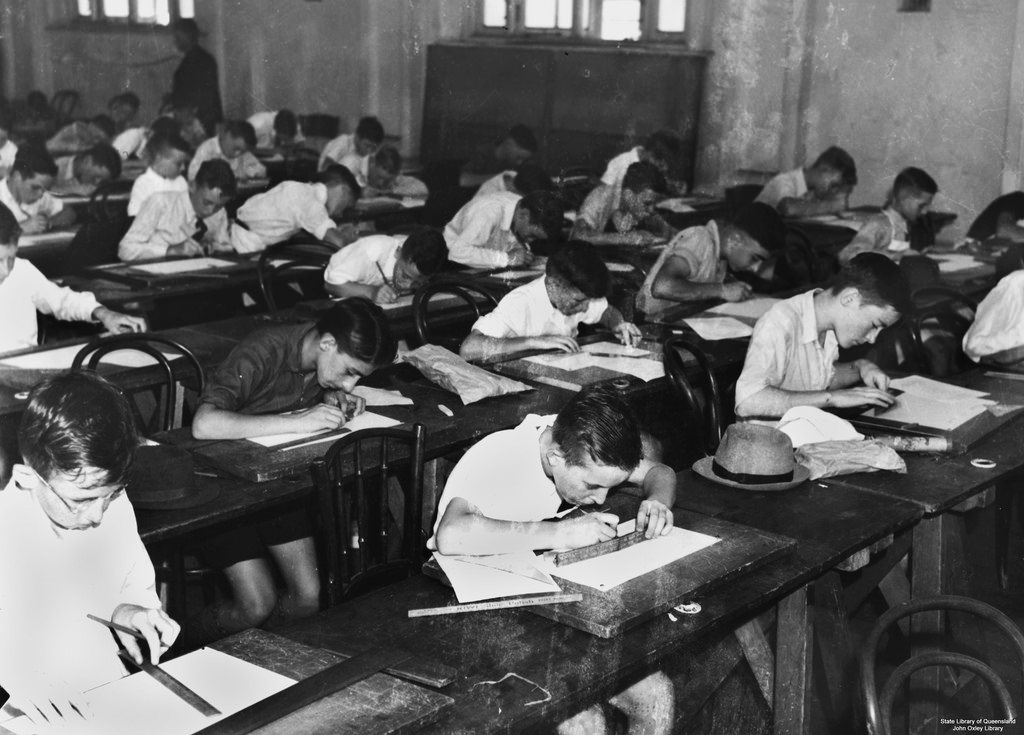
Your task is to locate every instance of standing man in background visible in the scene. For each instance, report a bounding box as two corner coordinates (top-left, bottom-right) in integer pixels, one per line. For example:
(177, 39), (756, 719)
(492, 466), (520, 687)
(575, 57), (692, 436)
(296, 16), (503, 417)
(170, 18), (223, 136)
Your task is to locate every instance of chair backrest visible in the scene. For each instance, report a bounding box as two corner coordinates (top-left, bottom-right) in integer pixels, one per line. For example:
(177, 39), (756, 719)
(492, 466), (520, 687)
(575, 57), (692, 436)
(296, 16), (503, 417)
(662, 334), (723, 456)
(88, 179), (134, 224)
(51, 90), (80, 128)
(773, 225), (838, 290)
(908, 288), (977, 376)
(310, 424), (426, 606)
(72, 333), (206, 433)
(256, 239), (335, 314)
(412, 280), (500, 350)
(861, 595), (1024, 735)
(899, 255), (941, 294)
(63, 218), (130, 275)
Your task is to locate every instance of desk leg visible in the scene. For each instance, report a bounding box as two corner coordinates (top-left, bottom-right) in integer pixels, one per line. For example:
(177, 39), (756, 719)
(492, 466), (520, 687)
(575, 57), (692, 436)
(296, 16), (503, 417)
(909, 515), (945, 735)
(813, 571), (858, 731)
(774, 585), (812, 735)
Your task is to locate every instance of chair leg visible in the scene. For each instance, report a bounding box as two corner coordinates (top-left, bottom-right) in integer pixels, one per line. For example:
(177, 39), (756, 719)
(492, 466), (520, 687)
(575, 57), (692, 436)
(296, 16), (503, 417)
(995, 483), (1014, 591)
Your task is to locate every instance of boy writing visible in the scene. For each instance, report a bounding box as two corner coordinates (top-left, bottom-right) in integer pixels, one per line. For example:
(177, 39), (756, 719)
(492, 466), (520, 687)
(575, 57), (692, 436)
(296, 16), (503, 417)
(571, 161), (673, 245)
(600, 129), (682, 205)
(429, 385), (675, 735)
(319, 116), (384, 171)
(52, 143), (123, 196)
(189, 299), (396, 645)
(756, 146), (858, 217)
(443, 189), (564, 268)
(0, 372), (179, 729)
(636, 202), (786, 318)
(230, 164), (361, 252)
(0, 205), (144, 354)
(324, 229), (448, 303)
(45, 115), (116, 155)
(108, 92), (141, 134)
(460, 240), (641, 361)
(0, 147), (76, 234)
(126, 132), (191, 217)
(838, 167), (938, 265)
(119, 159), (236, 261)
(248, 109), (302, 150)
(472, 162), (554, 202)
(735, 252), (911, 418)
(188, 120), (266, 183)
(339, 145), (428, 199)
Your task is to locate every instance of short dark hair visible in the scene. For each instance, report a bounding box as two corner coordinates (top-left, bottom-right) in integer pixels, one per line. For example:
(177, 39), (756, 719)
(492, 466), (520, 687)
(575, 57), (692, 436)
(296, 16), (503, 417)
(552, 384), (642, 471)
(546, 240), (609, 299)
(401, 229), (447, 276)
(831, 252), (912, 314)
(518, 190), (566, 242)
(150, 116), (183, 140)
(316, 164), (362, 200)
(512, 163), (554, 195)
(172, 18), (200, 42)
(145, 131), (191, 161)
(109, 92), (140, 111)
(373, 145), (401, 175)
(506, 124), (538, 154)
(12, 146), (58, 179)
(274, 109), (298, 138)
(622, 160), (667, 195)
(643, 130), (681, 165)
(19, 372), (138, 488)
(223, 120), (257, 150)
(814, 146), (857, 188)
(315, 297), (397, 367)
(731, 202), (786, 253)
(194, 159), (237, 197)
(85, 143), (122, 180)
(355, 116), (385, 145)
(893, 167), (938, 198)
(90, 114), (116, 139)
(0, 204), (22, 246)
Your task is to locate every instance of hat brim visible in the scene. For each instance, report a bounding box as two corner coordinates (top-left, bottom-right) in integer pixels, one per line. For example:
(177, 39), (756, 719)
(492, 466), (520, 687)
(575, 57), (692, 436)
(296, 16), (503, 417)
(129, 483), (220, 511)
(692, 456), (810, 492)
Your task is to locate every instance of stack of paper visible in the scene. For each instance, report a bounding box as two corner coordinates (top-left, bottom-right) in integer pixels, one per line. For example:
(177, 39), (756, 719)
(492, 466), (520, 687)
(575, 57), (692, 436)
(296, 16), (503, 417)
(524, 343), (665, 382)
(929, 253), (981, 273)
(706, 298), (781, 323)
(132, 257), (237, 275)
(681, 316), (754, 340)
(433, 551), (561, 603)
(873, 376), (995, 430)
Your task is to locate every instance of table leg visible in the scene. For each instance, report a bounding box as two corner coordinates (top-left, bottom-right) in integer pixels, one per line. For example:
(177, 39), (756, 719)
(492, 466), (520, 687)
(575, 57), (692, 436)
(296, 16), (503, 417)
(735, 617), (774, 707)
(813, 571), (857, 730)
(774, 585), (812, 735)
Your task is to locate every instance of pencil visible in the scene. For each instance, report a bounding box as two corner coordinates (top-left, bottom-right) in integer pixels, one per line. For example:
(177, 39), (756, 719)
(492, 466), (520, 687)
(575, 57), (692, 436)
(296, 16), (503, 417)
(87, 613), (144, 640)
(376, 263), (393, 289)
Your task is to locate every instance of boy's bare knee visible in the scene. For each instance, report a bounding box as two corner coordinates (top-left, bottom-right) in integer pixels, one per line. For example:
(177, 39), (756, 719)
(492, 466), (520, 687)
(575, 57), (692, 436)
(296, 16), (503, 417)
(236, 588), (277, 627)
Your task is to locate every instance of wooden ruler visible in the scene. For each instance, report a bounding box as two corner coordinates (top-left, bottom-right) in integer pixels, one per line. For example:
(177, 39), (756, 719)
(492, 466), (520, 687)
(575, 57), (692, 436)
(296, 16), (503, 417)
(550, 529), (647, 567)
(408, 593), (583, 618)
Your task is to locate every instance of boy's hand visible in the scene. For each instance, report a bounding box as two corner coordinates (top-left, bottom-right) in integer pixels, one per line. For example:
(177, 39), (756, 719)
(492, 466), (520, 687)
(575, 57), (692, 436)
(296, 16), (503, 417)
(7, 671), (92, 731)
(532, 335), (580, 353)
(374, 284), (399, 304)
(21, 215), (49, 235)
(94, 307), (146, 335)
(720, 282), (752, 302)
(613, 322), (642, 347)
(167, 239), (204, 258)
(324, 390), (365, 421)
(829, 387), (896, 409)
(111, 604), (180, 666)
(636, 500), (673, 538)
(507, 246), (534, 267)
(857, 361), (890, 391)
(560, 512), (619, 548)
(290, 404), (348, 433)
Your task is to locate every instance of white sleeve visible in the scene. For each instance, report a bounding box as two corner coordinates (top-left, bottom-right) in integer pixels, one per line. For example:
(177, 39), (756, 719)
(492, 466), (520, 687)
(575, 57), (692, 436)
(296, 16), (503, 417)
(23, 260), (101, 322)
(118, 196), (172, 261)
(734, 313), (792, 411)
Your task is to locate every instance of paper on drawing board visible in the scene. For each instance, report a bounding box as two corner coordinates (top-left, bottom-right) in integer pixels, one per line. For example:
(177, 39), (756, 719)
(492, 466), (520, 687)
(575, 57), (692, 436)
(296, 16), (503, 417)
(536, 519), (720, 592)
(889, 375), (991, 402)
(434, 551), (561, 603)
(0, 345), (173, 370)
(489, 269), (540, 281)
(246, 411), (401, 448)
(580, 342), (653, 357)
(0, 647), (294, 735)
(132, 257), (238, 275)
(523, 352), (665, 381)
(706, 298), (781, 321)
(350, 385), (414, 406)
(681, 317), (754, 341)
(928, 253), (981, 273)
(870, 392), (990, 431)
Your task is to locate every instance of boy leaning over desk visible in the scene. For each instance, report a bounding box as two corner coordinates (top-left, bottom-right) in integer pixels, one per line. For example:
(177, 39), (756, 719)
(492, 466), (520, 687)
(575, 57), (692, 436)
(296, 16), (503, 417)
(429, 385), (676, 735)
(0, 372), (180, 730)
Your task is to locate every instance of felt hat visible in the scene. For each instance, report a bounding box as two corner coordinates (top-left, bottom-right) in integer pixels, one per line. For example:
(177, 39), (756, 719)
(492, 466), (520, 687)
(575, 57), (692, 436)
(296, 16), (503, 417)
(693, 423), (809, 491)
(127, 445), (219, 511)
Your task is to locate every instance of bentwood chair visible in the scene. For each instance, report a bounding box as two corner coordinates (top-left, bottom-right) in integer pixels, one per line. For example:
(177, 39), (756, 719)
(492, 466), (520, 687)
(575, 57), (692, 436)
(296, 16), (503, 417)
(662, 334), (724, 458)
(412, 281), (499, 351)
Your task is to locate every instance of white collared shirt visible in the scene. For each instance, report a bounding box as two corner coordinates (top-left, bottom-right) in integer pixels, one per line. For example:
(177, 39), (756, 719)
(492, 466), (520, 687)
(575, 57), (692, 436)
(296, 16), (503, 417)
(600, 147), (642, 211)
(324, 234), (404, 286)
(247, 111), (304, 149)
(231, 181), (334, 253)
(0, 141), (18, 179)
(127, 168), (188, 217)
(0, 178), (64, 223)
(319, 133), (365, 171)
(443, 191), (522, 268)
(963, 270), (1024, 362)
(755, 168), (808, 210)
(188, 136), (266, 182)
(471, 274), (608, 339)
(638, 221), (725, 317)
(118, 190), (231, 261)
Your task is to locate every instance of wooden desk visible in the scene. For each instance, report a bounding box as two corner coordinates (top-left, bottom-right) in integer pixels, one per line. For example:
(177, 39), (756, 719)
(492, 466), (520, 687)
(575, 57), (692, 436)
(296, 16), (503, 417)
(19, 227), (78, 270)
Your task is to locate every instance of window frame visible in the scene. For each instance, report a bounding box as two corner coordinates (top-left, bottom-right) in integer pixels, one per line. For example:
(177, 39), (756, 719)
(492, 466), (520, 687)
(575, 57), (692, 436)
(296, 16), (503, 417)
(76, 0), (193, 27)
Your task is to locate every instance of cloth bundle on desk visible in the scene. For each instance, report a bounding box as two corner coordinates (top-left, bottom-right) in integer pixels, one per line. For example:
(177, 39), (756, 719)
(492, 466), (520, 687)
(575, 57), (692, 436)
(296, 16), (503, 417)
(401, 344), (531, 404)
(777, 407), (905, 480)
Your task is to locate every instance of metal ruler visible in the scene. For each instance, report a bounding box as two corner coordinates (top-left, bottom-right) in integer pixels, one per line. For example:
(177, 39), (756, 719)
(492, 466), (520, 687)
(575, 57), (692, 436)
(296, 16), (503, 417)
(408, 593), (583, 618)
(550, 529), (647, 567)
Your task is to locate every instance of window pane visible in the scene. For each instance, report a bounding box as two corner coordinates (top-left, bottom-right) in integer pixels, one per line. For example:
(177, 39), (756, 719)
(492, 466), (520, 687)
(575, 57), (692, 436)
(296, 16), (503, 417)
(600, 0), (641, 40)
(77, 0), (92, 16)
(482, 0), (507, 27)
(103, 0), (130, 18)
(658, 0), (686, 32)
(155, 0), (171, 25)
(524, 0), (556, 28)
(137, 0), (156, 21)
(179, 0), (195, 19)
(557, 0), (573, 29)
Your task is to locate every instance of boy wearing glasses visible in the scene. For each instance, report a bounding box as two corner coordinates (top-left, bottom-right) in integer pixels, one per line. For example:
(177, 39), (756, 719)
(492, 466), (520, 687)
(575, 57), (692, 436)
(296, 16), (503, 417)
(323, 229), (448, 304)
(0, 372), (179, 729)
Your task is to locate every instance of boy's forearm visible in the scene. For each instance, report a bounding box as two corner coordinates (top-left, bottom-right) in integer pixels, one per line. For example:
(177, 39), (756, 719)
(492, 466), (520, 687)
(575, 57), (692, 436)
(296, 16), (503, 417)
(641, 463), (677, 508)
(460, 333), (535, 362)
(325, 281), (376, 300)
(736, 386), (833, 418)
(434, 513), (559, 556)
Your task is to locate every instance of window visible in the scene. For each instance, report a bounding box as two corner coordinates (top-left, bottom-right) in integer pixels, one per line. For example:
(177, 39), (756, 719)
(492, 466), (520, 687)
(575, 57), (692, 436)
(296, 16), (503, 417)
(77, 0), (194, 25)
(480, 0), (687, 42)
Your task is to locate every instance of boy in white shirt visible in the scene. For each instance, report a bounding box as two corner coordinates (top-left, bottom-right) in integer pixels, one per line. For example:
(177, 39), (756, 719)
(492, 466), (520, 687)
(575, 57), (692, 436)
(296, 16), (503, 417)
(443, 190), (564, 269)
(188, 120), (266, 183)
(0, 147), (76, 234)
(119, 159), (236, 261)
(247, 109), (302, 150)
(319, 116), (384, 171)
(472, 163), (554, 203)
(755, 146), (858, 217)
(231, 164), (361, 253)
(126, 132), (190, 217)
(600, 129), (681, 207)
(52, 143), (122, 196)
(460, 240), (641, 361)
(572, 161), (672, 246)
(0, 109), (17, 179)
(0, 205), (144, 354)
(963, 269), (1024, 367)
(339, 145), (428, 199)
(324, 229), (447, 303)
(0, 371), (179, 730)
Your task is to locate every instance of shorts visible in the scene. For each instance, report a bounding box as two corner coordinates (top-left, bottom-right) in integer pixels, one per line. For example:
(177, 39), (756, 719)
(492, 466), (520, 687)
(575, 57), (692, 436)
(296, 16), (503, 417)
(200, 505), (313, 569)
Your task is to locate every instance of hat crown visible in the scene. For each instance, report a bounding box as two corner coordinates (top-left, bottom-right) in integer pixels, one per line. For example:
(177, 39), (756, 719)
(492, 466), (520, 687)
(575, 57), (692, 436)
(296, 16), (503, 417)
(714, 424), (795, 477)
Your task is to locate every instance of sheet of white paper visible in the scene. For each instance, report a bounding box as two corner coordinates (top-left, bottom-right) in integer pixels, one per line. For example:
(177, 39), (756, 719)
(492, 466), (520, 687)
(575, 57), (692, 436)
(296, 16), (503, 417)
(522, 352), (665, 381)
(706, 298), (781, 321)
(929, 253), (981, 273)
(0, 648), (295, 735)
(0, 345), (173, 370)
(132, 257), (238, 275)
(889, 375), (991, 402)
(489, 269), (540, 281)
(682, 316), (754, 340)
(605, 261), (635, 273)
(247, 411), (402, 448)
(375, 292), (465, 311)
(350, 385), (414, 406)
(536, 519), (720, 592)
(580, 342), (653, 357)
(434, 551), (561, 603)
(656, 198), (697, 214)
(870, 392), (990, 430)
